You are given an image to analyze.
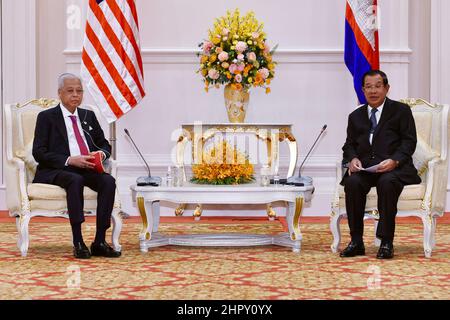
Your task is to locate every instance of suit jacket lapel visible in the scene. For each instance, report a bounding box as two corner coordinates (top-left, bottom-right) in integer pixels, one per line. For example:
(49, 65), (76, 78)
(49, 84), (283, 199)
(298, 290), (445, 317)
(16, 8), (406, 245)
(53, 105), (70, 148)
(357, 105), (371, 143)
(373, 98), (395, 140)
(78, 108), (94, 150)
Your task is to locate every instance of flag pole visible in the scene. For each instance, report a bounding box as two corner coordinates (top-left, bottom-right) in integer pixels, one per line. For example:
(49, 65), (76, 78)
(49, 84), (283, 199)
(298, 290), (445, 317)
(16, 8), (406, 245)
(109, 122), (116, 160)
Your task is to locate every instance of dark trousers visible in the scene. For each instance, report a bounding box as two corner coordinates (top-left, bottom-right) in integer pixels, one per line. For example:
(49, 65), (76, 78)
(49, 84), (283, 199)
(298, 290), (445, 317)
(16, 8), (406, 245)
(343, 171), (404, 243)
(52, 167), (116, 241)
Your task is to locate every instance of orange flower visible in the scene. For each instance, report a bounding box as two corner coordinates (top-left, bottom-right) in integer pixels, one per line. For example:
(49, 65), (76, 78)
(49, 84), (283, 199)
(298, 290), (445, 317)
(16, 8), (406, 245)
(254, 73), (264, 86)
(200, 55), (209, 64)
(265, 87), (271, 94)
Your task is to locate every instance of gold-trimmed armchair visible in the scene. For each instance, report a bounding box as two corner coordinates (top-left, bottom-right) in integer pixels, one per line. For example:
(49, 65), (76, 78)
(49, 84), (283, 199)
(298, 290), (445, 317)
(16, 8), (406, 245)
(4, 99), (123, 256)
(330, 99), (449, 258)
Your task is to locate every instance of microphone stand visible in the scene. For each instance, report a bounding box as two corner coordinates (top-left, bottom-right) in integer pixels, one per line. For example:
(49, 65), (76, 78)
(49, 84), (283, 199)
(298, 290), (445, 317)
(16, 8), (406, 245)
(286, 124), (327, 186)
(124, 129), (162, 186)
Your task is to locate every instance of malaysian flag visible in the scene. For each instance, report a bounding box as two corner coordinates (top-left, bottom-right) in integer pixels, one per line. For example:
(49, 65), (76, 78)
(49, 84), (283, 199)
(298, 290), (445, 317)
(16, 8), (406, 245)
(81, 0), (145, 123)
(344, 0), (379, 104)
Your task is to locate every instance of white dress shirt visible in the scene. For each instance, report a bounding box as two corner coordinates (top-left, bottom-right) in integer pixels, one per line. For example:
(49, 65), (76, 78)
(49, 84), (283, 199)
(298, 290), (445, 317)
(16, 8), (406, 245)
(60, 104), (91, 165)
(368, 99), (385, 144)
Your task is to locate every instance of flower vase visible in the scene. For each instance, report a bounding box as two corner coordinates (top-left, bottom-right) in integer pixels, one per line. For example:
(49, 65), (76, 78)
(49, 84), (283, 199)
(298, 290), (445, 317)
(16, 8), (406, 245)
(224, 84), (250, 123)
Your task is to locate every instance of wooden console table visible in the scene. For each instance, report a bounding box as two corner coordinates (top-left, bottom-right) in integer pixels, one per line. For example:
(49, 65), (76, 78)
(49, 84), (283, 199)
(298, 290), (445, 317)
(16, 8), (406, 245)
(174, 123), (299, 219)
(131, 183), (314, 253)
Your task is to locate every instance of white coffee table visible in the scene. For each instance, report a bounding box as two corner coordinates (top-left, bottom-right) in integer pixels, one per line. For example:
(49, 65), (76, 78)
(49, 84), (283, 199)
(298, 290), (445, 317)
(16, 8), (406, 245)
(130, 183), (314, 253)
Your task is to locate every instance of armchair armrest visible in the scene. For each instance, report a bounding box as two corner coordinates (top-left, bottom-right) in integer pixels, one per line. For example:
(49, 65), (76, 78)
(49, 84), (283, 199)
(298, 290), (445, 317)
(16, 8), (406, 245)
(5, 157), (31, 216)
(424, 156), (448, 215)
(332, 160), (343, 209)
(109, 158), (118, 178)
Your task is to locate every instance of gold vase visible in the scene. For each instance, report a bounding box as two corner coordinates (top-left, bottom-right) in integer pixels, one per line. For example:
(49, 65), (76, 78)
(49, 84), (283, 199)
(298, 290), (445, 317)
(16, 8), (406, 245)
(224, 84), (250, 123)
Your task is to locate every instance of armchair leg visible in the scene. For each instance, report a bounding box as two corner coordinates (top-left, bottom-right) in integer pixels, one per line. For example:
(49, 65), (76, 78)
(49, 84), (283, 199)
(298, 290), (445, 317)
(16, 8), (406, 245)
(373, 220), (381, 247)
(330, 210), (343, 253)
(111, 210), (123, 252)
(16, 215), (31, 257)
(430, 216), (437, 250)
(421, 214), (433, 258)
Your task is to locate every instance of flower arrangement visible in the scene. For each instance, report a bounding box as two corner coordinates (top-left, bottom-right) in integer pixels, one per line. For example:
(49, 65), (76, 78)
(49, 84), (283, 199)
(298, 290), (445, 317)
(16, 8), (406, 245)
(197, 9), (276, 93)
(191, 141), (254, 185)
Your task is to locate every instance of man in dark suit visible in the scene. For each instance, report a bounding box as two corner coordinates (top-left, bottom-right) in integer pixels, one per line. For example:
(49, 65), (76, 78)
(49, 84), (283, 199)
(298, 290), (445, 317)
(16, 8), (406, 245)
(340, 70), (421, 259)
(32, 73), (121, 259)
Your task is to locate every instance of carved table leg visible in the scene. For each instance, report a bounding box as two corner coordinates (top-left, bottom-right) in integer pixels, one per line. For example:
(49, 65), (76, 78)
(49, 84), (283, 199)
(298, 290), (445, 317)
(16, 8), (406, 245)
(286, 197), (303, 253)
(137, 196), (159, 253)
(266, 204), (276, 221)
(175, 204), (186, 216)
(193, 204), (203, 221)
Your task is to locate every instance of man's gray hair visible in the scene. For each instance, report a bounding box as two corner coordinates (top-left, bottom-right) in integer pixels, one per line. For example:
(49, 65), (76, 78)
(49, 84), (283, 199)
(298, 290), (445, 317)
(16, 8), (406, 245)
(58, 73), (82, 90)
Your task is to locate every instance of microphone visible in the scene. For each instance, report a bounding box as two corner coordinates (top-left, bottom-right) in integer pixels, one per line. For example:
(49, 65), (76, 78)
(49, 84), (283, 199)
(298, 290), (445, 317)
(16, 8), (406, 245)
(285, 124), (327, 186)
(124, 128), (161, 186)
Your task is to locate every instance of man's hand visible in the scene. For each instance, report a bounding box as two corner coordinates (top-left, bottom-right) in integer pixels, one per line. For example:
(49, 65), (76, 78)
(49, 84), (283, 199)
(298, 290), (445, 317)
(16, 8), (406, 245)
(376, 159), (398, 173)
(68, 155), (95, 169)
(90, 151), (105, 161)
(348, 158), (362, 175)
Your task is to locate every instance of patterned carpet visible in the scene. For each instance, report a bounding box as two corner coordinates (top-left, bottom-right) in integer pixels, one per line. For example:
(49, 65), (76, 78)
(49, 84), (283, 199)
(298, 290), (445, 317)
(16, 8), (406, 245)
(0, 217), (449, 300)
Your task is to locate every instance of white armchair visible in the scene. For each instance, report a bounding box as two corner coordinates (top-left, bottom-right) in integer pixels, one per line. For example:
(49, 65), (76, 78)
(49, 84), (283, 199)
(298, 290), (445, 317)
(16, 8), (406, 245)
(330, 99), (449, 258)
(5, 98), (123, 256)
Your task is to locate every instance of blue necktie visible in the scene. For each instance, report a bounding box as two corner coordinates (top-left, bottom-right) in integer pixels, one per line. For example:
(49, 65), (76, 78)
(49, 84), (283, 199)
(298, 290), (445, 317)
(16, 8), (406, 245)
(369, 108), (378, 134)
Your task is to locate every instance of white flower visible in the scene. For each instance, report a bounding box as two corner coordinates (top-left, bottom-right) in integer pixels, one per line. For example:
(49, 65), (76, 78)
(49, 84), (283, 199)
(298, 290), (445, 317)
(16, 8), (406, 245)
(208, 69), (220, 80)
(235, 41), (248, 53)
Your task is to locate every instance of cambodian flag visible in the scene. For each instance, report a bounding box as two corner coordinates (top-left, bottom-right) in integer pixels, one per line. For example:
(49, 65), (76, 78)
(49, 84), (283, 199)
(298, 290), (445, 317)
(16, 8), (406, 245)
(344, 0), (379, 104)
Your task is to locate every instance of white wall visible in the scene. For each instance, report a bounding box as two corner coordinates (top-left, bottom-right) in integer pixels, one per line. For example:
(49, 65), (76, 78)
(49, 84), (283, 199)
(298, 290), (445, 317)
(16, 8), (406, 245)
(1, 0), (449, 217)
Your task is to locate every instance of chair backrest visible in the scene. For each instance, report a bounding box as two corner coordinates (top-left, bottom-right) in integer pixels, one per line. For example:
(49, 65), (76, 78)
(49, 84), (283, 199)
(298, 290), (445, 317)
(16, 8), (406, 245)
(4, 99), (104, 181)
(402, 98), (449, 159)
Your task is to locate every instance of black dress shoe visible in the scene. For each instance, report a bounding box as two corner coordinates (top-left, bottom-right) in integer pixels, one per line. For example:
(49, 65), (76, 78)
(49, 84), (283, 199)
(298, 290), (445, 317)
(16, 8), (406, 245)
(339, 241), (365, 257)
(376, 242), (394, 259)
(91, 241), (121, 258)
(73, 242), (91, 259)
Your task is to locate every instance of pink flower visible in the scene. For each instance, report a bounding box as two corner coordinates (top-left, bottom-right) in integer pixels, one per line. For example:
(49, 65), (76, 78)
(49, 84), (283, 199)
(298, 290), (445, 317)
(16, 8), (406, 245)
(264, 42), (270, 54)
(235, 74), (242, 83)
(229, 64), (238, 74)
(218, 51), (229, 62)
(237, 54), (244, 61)
(222, 28), (230, 36)
(237, 63), (245, 72)
(208, 69), (220, 80)
(252, 32), (260, 39)
(235, 41), (248, 53)
(215, 47), (223, 54)
(257, 68), (270, 79)
(246, 52), (256, 62)
(203, 41), (213, 53)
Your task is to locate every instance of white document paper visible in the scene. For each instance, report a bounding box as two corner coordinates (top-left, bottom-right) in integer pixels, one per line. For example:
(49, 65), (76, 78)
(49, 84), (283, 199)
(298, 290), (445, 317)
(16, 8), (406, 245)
(358, 163), (380, 173)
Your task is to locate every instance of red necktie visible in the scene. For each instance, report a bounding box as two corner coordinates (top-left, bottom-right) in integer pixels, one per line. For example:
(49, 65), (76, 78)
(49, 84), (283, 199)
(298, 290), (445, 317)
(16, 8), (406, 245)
(69, 115), (89, 155)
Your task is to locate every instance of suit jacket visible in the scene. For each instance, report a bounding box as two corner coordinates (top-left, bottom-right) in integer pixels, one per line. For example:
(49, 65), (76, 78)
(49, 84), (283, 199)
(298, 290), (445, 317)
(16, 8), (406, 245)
(32, 105), (111, 184)
(341, 97), (421, 185)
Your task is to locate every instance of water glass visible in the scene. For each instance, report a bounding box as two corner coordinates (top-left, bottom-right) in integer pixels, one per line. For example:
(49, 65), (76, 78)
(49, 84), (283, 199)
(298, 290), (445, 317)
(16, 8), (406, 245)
(272, 175), (280, 187)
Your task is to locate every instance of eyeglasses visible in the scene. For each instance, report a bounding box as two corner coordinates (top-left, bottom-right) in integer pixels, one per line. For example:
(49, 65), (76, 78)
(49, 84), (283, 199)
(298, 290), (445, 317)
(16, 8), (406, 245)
(63, 89), (84, 95)
(363, 84), (385, 91)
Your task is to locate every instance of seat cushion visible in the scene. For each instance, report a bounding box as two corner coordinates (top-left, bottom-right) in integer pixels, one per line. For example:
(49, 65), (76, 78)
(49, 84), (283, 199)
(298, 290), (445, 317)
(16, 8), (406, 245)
(28, 183), (97, 200)
(339, 183), (426, 200)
